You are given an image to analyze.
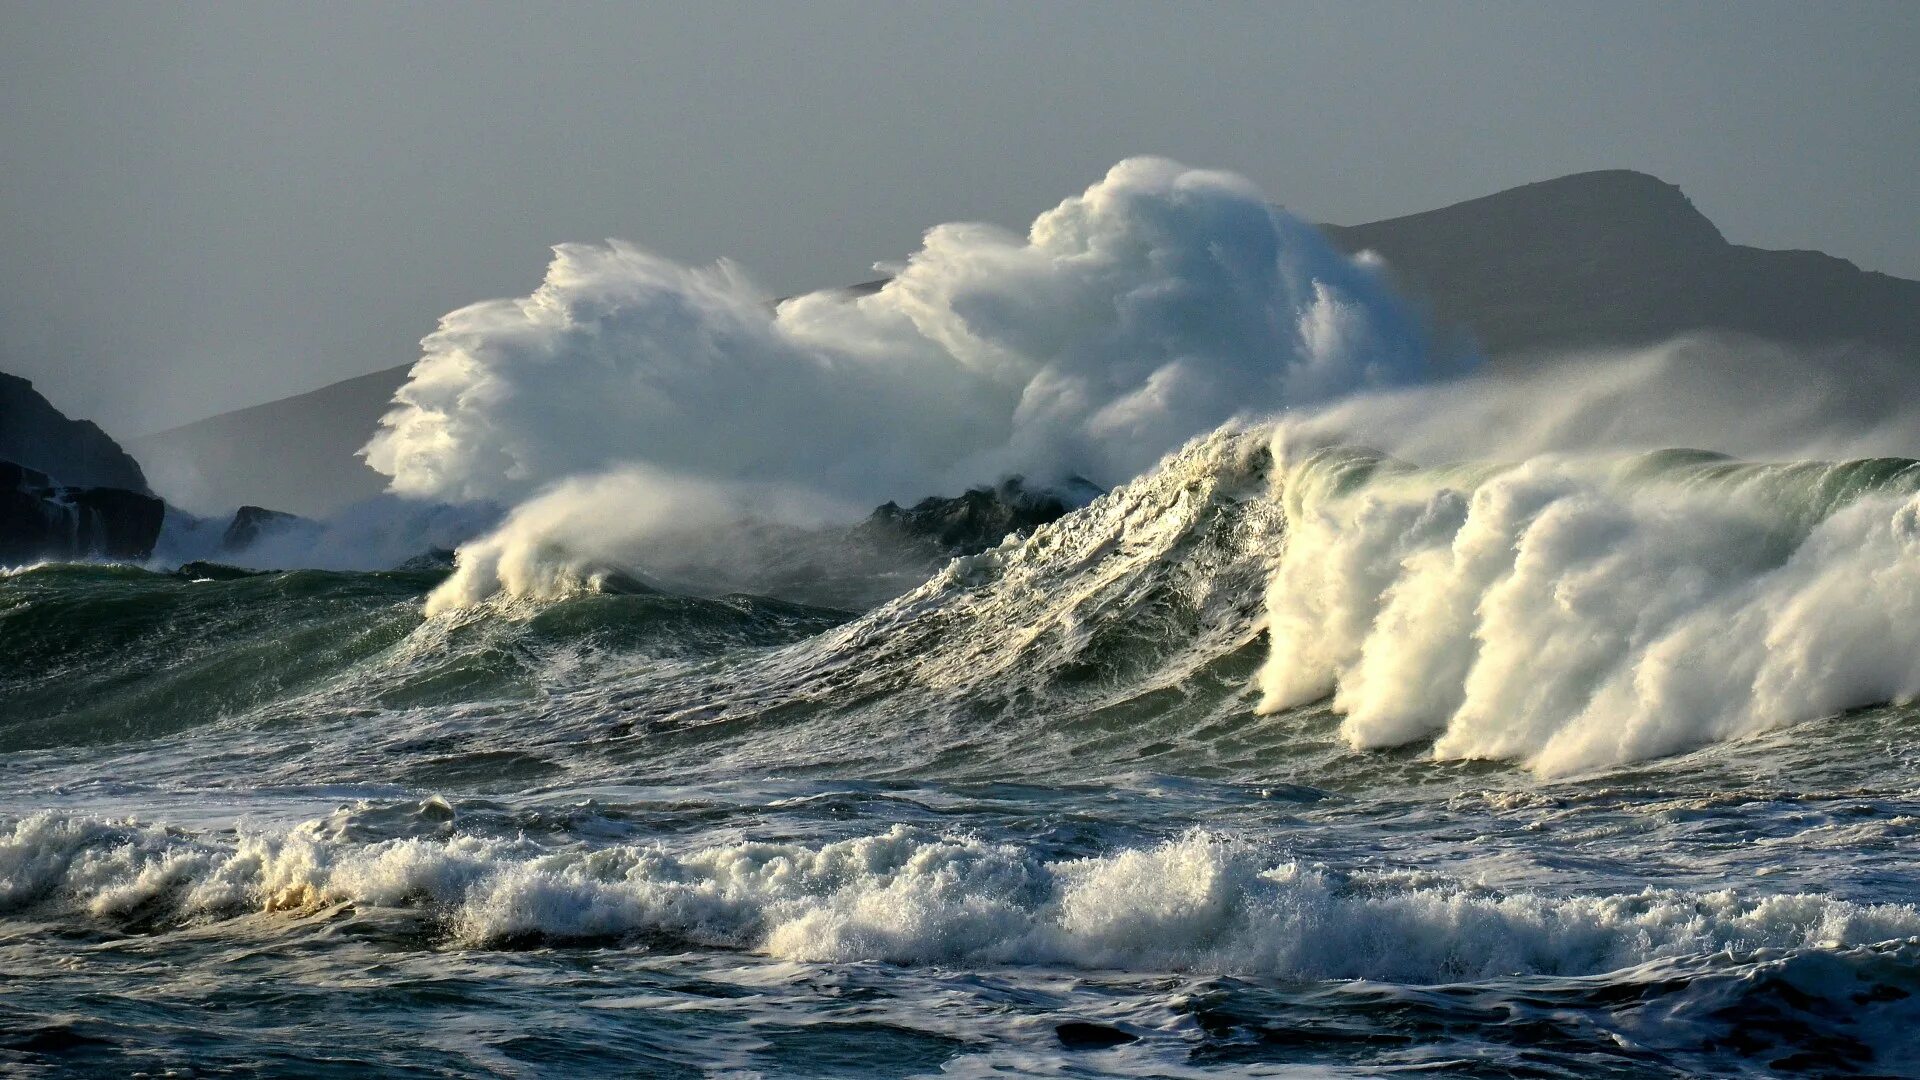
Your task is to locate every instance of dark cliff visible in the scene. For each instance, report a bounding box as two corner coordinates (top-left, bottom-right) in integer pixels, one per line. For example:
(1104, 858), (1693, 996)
(0, 373), (151, 494)
(0, 461), (164, 563)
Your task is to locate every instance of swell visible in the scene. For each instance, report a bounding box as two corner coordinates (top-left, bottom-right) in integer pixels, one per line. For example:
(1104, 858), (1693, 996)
(540, 426), (1285, 784)
(0, 563), (843, 752)
(0, 564), (429, 751)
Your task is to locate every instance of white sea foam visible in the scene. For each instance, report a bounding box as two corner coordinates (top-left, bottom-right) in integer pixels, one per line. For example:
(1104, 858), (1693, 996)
(5, 814), (1915, 982)
(1258, 435), (1920, 775)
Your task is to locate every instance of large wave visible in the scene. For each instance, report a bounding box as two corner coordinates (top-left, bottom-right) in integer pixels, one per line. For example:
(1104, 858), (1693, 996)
(19, 427), (1920, 779)
(762, 421), (1920, 776)
(431, 418), (1920, 779)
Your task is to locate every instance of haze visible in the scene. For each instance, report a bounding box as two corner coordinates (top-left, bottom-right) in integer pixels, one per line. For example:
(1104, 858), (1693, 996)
(3, 1), (1916, 436)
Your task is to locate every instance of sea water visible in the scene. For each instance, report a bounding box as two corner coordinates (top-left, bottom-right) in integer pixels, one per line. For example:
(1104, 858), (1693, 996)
(4, 431), (1919, 1077)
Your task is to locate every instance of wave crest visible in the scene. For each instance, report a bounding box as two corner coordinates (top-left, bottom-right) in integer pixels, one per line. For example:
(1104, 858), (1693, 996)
(1261, 437), (1920, 773)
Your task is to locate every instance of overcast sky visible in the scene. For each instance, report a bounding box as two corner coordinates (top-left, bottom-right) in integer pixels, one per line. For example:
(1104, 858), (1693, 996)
(4, 1), (1916, 436)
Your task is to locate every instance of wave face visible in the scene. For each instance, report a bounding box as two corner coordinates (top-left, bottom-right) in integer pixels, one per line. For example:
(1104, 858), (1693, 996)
(7, 432), (1920, 1075)
(0, 561), (843, 754)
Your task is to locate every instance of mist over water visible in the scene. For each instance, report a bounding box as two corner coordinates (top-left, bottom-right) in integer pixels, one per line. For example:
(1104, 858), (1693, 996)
(153, 494), (503, 573)
(8, 159), (1920, 1076)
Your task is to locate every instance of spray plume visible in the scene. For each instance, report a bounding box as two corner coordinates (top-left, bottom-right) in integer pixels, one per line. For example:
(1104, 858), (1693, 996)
(363, 158), (1445, 607)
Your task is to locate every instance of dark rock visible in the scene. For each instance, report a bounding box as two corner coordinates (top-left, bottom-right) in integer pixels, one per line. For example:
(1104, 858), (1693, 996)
(69, 487), (167, 559)
(220, 504), (311, 553)
(0, 460), (165, 563)
(1055, 1022), (1138, 1049)
(862, 476), (1098, 557)
(390, 547), (458, 573)
(0, 372), (150, 493)
(174, 560), (268, 581)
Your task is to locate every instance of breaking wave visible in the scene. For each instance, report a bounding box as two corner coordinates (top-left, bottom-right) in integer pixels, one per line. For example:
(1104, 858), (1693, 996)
(14, 423), (1920, 778)
(1260, 436), (1920, 774)
(568, 423), (1920, 778)
(7, 812), (1916, 983)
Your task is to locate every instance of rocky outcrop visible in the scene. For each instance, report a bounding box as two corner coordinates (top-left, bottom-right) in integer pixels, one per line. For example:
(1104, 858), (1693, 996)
(0, 373), (150, 494)
(862, 476), (1100, 557)
(0, 461), (165, 563)
(220, 505), (312, 553)
(0, 372), (163, 563)
(173, 561), (268, 581)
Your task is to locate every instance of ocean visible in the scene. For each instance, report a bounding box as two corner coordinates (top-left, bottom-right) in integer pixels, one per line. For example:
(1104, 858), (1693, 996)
(4, 428), (1919, 1077)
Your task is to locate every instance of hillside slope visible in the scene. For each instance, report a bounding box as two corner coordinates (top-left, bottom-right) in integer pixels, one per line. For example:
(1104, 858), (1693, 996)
(1324, 169), (1920, 360)
(134, 364), (403, 515)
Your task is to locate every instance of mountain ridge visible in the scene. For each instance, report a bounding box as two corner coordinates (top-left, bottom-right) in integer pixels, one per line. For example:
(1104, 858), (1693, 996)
(1323, 168), (1920, 360)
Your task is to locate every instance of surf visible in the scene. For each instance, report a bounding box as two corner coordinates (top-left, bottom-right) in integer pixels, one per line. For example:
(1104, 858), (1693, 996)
(14, 424), (1920, 784)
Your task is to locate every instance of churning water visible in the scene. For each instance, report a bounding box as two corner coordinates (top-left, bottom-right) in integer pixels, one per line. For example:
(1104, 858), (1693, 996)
(5, 427), (1920, 1077)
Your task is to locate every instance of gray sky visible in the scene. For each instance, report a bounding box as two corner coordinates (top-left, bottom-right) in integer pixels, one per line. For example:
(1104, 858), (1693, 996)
(4, 1), (1916, 436)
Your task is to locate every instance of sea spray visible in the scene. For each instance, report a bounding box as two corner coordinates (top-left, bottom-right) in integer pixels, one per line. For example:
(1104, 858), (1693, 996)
(369, 158), (1448, 609)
